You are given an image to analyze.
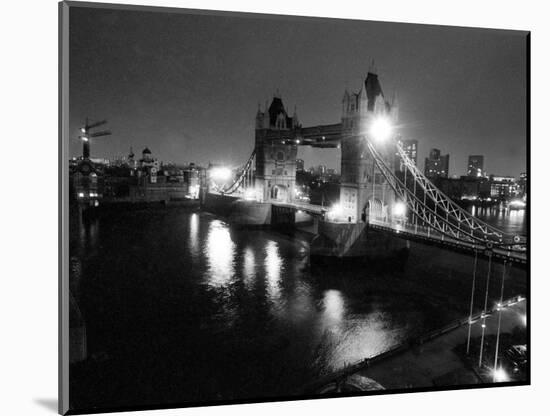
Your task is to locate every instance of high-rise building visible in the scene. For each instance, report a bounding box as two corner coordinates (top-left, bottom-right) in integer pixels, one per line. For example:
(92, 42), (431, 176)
(395, 139), (418, 172)
(467, 155), (485, 177)
(424, 148), (450, 179)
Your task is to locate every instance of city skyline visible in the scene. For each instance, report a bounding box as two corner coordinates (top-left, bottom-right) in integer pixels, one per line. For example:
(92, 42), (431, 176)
(63, 4), (529, 413)
(69, 7), (527, 178)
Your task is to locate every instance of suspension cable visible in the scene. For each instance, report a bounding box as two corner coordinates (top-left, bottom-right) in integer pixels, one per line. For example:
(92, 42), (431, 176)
(493, 261), (507, 381)
(479, 253), (493, 367)
(367, 139), (490, 244)
(466, 249), (478, 354)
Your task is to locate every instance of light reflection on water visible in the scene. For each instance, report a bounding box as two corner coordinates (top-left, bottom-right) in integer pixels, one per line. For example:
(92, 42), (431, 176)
(188, 212), (200, 258)
(71, 207), (527, 402)
(205, 219), (236, 287)
(317, 290), (402, 369)
(243, 246), (256, 289)
(199, 216), (401, 370)
(470, 206), (527, 235)
(265, 240), (283, 302)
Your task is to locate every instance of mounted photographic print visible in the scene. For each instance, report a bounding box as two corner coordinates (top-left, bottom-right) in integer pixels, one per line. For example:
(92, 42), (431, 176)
(59, 1), (529, 414)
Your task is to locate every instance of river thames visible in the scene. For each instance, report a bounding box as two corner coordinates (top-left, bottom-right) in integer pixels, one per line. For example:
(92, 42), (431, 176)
(69, 205), (527, 408)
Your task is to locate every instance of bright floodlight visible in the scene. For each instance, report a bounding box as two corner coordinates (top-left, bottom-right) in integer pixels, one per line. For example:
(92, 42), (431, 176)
(327, 203), (343, 221)
(393, 201), (406, 217)
(370, 116), (393, 142)
(210, 167), (232, 181)
(244, 188), (257, 201)
(493, 367), (509, 382)
(509, 199), (526, 209)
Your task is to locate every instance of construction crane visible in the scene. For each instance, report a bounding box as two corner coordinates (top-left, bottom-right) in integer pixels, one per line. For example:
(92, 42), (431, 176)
(79, 118), (112, 159)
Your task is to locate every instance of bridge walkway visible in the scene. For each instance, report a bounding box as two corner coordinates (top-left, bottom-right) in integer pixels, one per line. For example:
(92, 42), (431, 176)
(367, 218), (527, 265)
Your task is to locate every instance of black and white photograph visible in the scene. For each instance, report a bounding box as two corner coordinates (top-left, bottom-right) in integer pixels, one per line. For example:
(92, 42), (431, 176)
(58, 1), (530, 414)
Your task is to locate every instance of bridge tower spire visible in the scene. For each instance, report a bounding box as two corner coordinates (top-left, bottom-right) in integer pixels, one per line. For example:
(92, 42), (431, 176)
(339, 68), (396, 223)
(254, 94), (298, 203)
(369, 58), (377, 74)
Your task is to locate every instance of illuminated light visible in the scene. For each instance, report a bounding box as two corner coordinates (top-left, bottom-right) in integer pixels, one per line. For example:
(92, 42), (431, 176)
(327, 203), (343, 221)
(81, 136), (89, 142)
(78, 192), (85, 198)
(509, 199), (526, 209)
(244, 188), (257, 201)
(322, 289), (345, 325)
(210, 166), (232, 182)
(187, 184), (200, 199)
(94, 200), (99, 207)
(481, 324), (486, 328)
(80, 127), (86, 133)
(369, 116), (393, 142)
(521, 314), (527, 326)
(393, 201), (407, 217)
(296, 139), (300, 144)
(493, 367), (509, 382)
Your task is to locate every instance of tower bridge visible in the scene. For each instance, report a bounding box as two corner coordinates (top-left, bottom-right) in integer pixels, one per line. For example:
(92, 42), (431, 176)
(203, 69), (527, 266)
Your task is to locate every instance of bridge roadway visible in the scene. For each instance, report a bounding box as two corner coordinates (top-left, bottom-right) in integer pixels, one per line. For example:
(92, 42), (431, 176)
(273, 200), (527, 266)
(367, 218), (527, 265)
(271, 200), (327, 215)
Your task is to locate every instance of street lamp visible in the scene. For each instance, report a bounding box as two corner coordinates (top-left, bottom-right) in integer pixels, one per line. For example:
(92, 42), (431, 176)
(369, 116), (393, 142)
(327, 203), (343, 221)
(393, 201), (407, 217)
(493, 367), (509, 382)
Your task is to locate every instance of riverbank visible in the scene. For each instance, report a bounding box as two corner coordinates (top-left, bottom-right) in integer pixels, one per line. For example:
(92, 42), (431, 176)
(308, 298), (526, 393)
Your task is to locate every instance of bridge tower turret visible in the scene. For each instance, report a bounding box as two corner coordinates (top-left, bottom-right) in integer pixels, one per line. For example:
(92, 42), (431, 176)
(339, 69), (397, 223)
(254, 94), (300, 203)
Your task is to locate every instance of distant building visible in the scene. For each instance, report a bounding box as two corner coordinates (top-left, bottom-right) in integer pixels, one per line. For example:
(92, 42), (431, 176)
(518, 172), (527, 196)
(395, 139), (418, 172)
(424, 148), (450, 179)
(128, 147), (136, 169)
(296, 158), (304, 172)
(467, 155), (485, 177)
(490, 175), (517, 199)
(436, 176), (490, 201)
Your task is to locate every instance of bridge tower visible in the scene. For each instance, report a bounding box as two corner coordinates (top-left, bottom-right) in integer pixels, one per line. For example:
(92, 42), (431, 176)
(339, 69), (398, 223)
(254, 94), (301, 203)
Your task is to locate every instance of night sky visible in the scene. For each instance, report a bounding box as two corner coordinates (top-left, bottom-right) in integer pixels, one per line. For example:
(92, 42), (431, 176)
(69, 5), (527, 177)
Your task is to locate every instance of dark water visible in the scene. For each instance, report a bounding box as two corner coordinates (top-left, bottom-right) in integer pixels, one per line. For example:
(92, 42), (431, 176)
(469, 205), (527, 236)
(69, 205), (527, 409)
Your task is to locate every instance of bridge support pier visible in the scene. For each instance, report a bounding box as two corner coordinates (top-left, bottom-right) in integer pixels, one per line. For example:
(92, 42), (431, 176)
(310, 220), (409, 266)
